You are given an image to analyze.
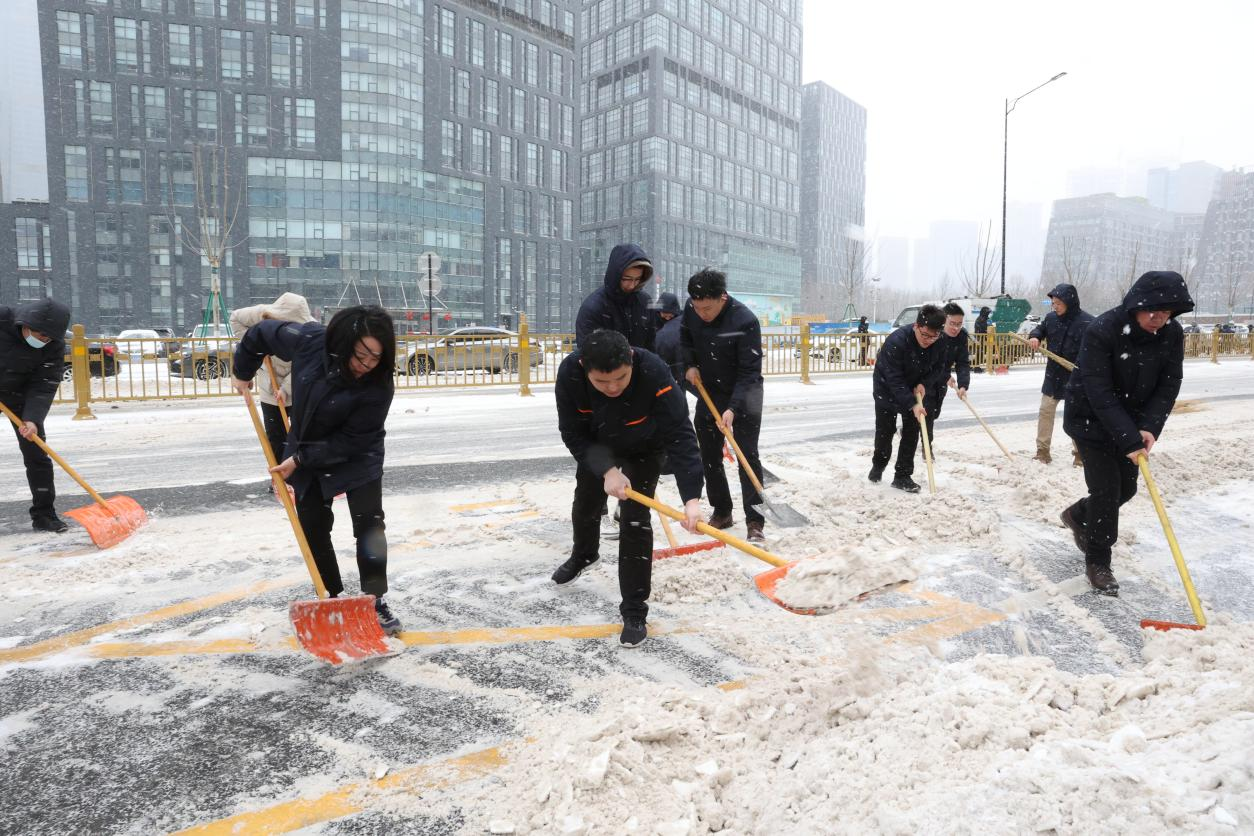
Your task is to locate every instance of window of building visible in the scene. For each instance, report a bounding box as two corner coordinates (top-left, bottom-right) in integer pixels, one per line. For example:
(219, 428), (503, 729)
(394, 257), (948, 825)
(295, 98), (315, 148)
(470, 128), (487, 174)
(500, 136), (515, 181)
(168, 24), (191, 76)
(523, 41), (538, 87)
(548, 52), (563, 95)
(160, 151), (196, 205)
(15, 218), (41, 269)
(481, 78), (499, 125)
(537, 96), (550, 140)
(247, 94), (268, 146)
(119, 149), (143, 202)
(440, 119), (459, 167)
(193, 26), (206, 77)
(294, 2), (316, 27)
(57, 11), (83, 68)
(467, 18), (484, 67)
(497, 32), (513, 77)
(244, 31), (256, 80)
(196, 90), (218, 141)
(89, 81), (114, 135)
(437, 7), (455, 57)
(65, 146), (89, 201)
(140, 20), (153, 73)
(270, 34), (292, 86)
(246, 0), (267, 22)
(220, 29), (242, 79)
(511, 87), (525, 132)
(525, 142), (540, 186)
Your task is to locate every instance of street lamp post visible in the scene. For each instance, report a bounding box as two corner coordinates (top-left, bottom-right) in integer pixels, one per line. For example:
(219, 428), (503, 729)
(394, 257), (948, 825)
(871, 276), (881, 323)
(1002, 72), (1067, 296)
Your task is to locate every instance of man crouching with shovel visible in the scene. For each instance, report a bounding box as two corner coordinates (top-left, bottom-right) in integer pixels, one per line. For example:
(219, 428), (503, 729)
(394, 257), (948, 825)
(551, 329), (704, 648)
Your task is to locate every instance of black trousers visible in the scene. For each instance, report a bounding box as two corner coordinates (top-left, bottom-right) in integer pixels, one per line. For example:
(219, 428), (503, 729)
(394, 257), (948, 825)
(1065, 440), (1138, 569)
(4, 399), (56, 519)
(873, 402), (921, 478)
(296, 476), (388, 598)
(695, 411), (763, 524)
(570, 454), (661, 619)
(260, 401), (289, 461)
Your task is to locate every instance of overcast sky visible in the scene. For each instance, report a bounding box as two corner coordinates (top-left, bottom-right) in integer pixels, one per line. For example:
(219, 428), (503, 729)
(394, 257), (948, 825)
(803, 0), (1254, 243)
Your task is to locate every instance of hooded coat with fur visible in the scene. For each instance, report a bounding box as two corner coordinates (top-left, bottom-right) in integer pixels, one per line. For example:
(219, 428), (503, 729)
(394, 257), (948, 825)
(230, 292), (315, 406)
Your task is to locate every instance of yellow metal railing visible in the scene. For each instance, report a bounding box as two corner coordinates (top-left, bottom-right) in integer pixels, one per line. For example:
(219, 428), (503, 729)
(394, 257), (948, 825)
(52, 325), (1254, 414)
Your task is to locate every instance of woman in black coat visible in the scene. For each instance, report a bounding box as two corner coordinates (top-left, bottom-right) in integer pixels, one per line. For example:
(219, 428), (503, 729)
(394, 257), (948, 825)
(231, 305), (401, 634)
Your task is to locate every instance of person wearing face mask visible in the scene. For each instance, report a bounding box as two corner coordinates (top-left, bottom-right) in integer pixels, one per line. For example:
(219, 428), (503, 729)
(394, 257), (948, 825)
(0, 299), (72, 532)
(1060, 271), (1194, 596)
(231, 305), (402, 635)
(921, 302), (972, 456)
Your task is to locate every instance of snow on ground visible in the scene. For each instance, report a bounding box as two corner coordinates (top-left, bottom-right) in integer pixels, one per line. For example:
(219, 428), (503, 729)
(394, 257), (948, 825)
(0, 361), (1252, 832)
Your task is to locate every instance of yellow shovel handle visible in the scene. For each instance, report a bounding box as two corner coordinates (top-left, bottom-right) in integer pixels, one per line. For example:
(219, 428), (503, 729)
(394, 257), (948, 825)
(693, 377), (767, 494)
(625, 488), (787, 568)
(653, 488), (679, 548)
(915, 392), (936, 494)
(1138, 455), (1205, 627)
(242, 389), (328, 599)
(0, 400), (114, 513)
(264, 356), (291, 432)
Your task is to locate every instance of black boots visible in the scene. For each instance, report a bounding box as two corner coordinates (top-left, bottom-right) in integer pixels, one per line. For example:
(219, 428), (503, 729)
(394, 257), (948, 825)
(32, 514), (68, 533)
(891, 476), (921, 493)
(868, 464), (884, 483)
(552, 556), (597, 585)
(1059, 507), (1088, 553)
(619, 617), (647, 648)
(1086, 564), (1119, 596)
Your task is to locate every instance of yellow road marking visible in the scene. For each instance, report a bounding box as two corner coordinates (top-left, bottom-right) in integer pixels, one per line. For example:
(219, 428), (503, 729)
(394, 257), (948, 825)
(173, 743), (509, 835)
(0, 576), (301, 664)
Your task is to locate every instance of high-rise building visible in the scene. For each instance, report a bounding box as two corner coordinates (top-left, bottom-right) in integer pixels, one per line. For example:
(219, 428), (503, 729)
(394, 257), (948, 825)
(875, 236), (909, 288)
(798, 80), (865, 319)
(1146, 161), (1222, 215)
(578, 0), (803, 322)
(0, 200), (54, 303)
(1195, 169), (1254, 314)
(0, 2), (49, 201)
(422, 1), (580, 331)
(927, 219), (978, 291)
(1005, 200), (1045, 289)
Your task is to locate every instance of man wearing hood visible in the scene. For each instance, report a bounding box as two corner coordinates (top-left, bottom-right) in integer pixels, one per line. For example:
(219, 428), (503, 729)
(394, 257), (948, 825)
(971, 306), (991, 373)
(0, 299), (73, 532)
(575, 243), (656, 352)
(652, 291), (685, 387)
(1060, 271), (1194, 596)
(1028, 283), (1094, 465)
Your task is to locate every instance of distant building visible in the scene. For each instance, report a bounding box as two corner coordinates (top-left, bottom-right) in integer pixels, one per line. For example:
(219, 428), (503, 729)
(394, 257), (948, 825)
(928, 220), (978, 291)
(1146, 161), (1222, 215)
(578, 0), (803, 321)
(0, 200), (54, 303)
(799, 81), (865, 319)
(875, 236), (910, 289)
(1195, 169), (1254, 315)
(0, 2), (48, 201)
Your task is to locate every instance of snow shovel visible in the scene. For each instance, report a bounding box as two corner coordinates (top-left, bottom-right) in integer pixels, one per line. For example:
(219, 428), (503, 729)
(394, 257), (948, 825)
(1012, 333), (1076, 372)
(957, 391), (1013, 461)
(915, 392), (936, 494)
(0, 400), (146, 549)
(693, 378), (808, 528)
(241, 389), (391, 664)
(651, 486), (723, 561)
(1136, 454), (1206, 631)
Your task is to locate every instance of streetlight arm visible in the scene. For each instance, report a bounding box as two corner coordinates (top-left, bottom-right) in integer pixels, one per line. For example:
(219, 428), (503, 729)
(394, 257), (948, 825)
(1006, 72), (1068, 115)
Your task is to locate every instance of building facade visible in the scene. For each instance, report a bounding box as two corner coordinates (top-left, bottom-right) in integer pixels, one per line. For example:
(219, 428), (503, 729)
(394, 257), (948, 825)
(578, 0), (803, 320)
(1195, 169), (1254, 315)
(798, 80), (865, 319)
(1146, 160), (1222, 215)
(0, 201), (55, 304)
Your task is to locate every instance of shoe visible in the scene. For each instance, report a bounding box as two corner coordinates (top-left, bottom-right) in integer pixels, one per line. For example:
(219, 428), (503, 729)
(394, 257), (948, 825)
(374, 598), (402, 635)
(1059, 507), (1088, 553)
(552, 556), (597, 585)
(1072, 454), (1084, 468)
(706, 512), (734, 530)
(1033, 451), (1052, 464)
(746, 521), (765, 543)
(32, 514), (68, 533)
(890, 476), (920, 493)
(600, 513), (619, 540)
(619, 617), (647, 648)
(868, 465), (885, 483)
(1086, 565), (1119, 596)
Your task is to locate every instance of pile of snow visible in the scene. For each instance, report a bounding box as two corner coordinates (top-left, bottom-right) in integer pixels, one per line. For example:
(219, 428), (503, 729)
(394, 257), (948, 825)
(771, 546), (917, 611)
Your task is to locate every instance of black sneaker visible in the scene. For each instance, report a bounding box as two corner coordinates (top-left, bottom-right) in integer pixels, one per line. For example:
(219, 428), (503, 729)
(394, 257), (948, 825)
(891, 476), (921, 493)
(619, 617), (647, 648)
(32, 515), (68, 533)
(1086, 565), (1119, 596)
(868, 465), (885, 483)
(374, 598), (402, 635)
(1059, 507), (1088, 553)
(552, 556), (597, 585)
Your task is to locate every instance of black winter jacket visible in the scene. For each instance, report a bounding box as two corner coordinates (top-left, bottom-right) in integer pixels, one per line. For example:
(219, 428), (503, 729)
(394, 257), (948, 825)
(1064, 271), (1194, 455)
(679, 295), (763, 419)
(233, 319), (394, 499)
(928, 328), (971, 396)
(873, 324), (946, 413)
(555, 348), (704, 502)
(574, 243), (655, 351)
(653, 315), (686, 387)
(0, 300), (71, 423)
(1028, 283), (1094, 398)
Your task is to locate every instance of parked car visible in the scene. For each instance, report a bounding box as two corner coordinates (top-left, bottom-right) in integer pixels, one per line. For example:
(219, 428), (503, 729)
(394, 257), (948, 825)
(398, 326), (541, 376)
(1017, 314), (1042, 336)
(114, 328), (167, 359)
(62, 332), (121, 380)
(168, 323), (235, 380)
(1182, 323), (1203, 335)
(1217, 322), (1241, 334)
(792, 328), (867, 363)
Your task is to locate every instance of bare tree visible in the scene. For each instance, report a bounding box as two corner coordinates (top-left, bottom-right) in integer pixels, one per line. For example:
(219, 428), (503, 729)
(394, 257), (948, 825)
(954, 221), (1000, 297)
(935, 270), (955, 301)
(1221, 265), (1245, 318)
(1057, 235), (1094, 296)
(1175, 244), (1201, 321)
(834, 233), (875, 318)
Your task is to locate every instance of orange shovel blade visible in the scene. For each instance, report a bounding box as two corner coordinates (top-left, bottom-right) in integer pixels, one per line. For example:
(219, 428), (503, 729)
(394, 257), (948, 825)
(1140, 619), (1204, 632)
(753, 561), (820, 616)
(652, 539), (724, 561)
(64, 495), (148, 549)
(289, 595), (392, 664)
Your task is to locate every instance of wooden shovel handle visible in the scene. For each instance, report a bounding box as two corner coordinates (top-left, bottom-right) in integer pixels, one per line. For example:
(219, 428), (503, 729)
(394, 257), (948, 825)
(0, 400), (114, 512)
(264, 356), (290, 432)
(914, 392), (936, 494)
(958, 392), (1014, 461)
(241, 389), (328, 599)
(1012, 333), (1076, 371)
(625, 488), (787, 568)
(1137, 455), (1205, 627)
(692, 377), (767, 494)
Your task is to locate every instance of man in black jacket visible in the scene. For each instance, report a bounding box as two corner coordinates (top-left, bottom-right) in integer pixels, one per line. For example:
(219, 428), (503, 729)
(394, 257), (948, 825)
(923, 302), (972, 452)
(870, 304), (946, 492)
(1028, 283), (1094, 465)
(574, 243), (656, 351)
(679, 269), (767, 542)
(1060, 271), (1193, 596)
(0, 299), (72, 531)
(652, 291), (685, 387)
(551, 329), (704, 648)
(971, 306), (991, 373)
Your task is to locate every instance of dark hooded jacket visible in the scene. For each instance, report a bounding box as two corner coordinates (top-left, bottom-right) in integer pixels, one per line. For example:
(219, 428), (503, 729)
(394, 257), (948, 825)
(233, 319), (394, 499)
(1064, 271), (1194, 455)
(555, 347), (703, 503)
(679, 295), (763, 419)
(652, 292), (686, 386)
(973, 307), (991, 335)
(1028, 283), (1094, 398)
(574, 243), (655, 351)
(873, 324), (946, 413)
(0, 299), (71, 424)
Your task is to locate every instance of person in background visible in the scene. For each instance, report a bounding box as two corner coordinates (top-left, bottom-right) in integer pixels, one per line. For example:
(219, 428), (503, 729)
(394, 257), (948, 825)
(1027, 284), (1094, 466)
(857, 316), (871, 366)
(231, 305), (402, 634)
(971, 306), (991, 373)
(652, 291), (686, 389)
(923, 302), (971, 456)
(0, 299), (72, 532)
(1060, 271), (1193, 596)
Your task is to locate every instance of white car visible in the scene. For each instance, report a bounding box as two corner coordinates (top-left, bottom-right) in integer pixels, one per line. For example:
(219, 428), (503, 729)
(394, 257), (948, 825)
(114, 328), (165, 359)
